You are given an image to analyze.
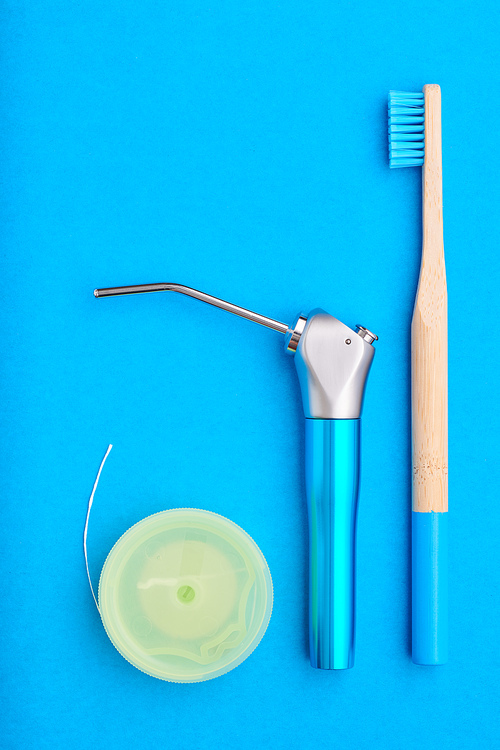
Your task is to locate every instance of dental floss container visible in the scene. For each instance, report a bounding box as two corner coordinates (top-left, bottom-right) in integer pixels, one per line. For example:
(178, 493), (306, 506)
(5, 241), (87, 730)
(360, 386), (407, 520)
(97, 507), (273, 683)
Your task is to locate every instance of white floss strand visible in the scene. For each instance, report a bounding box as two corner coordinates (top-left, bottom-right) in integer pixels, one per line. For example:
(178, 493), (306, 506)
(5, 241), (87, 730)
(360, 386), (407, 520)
(84, 444), (113, 611)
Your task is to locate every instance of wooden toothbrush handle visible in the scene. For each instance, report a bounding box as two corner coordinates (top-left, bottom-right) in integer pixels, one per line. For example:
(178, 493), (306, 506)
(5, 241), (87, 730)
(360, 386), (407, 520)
(411, 84), (448, 513)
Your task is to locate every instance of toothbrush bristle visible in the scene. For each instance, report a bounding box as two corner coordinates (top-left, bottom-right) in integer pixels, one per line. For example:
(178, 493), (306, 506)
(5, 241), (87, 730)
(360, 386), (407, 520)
(388, 91), (424, 168)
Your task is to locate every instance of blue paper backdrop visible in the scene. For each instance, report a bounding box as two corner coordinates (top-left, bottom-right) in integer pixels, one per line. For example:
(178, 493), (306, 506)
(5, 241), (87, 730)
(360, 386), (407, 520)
(1, 1), (499, 748)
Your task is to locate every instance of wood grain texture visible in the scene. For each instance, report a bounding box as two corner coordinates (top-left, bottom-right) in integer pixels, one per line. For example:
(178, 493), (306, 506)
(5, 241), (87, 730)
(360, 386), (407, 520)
(412, 84), (448, 512)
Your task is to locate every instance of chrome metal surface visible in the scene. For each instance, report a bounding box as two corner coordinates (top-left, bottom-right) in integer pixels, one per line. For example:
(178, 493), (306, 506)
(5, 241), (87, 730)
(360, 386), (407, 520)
(294, 310), (376, 419)
(285, 314), (308, 354)
(94, 283), (289, 334)
(355, 325), (378, 344)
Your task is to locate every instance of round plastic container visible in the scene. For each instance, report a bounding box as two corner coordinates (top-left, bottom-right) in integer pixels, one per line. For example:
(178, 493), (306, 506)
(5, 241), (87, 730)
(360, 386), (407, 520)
(98, 508), (273, 683)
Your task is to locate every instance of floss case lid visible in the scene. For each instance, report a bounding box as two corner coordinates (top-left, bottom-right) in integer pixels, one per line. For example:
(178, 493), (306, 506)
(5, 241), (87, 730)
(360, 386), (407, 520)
(98, 508), (273, 682)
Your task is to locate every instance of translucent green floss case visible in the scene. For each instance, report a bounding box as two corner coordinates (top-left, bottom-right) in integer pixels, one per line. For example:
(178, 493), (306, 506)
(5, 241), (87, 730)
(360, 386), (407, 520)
(97, 508), (273, 683)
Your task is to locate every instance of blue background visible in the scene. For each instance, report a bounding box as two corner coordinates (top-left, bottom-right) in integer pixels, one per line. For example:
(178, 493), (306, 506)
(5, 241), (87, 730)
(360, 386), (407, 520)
(1, 1), (499, 748)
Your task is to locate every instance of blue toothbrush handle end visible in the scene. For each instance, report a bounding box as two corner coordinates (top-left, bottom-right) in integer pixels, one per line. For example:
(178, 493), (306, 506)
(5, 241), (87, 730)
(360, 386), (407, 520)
(412, 511), (448, 665)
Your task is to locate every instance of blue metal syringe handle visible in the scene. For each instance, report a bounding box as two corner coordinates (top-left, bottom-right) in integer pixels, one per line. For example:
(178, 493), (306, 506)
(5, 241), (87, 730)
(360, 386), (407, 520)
(288, 311), (375, 670)
(305, 418), (360, 670)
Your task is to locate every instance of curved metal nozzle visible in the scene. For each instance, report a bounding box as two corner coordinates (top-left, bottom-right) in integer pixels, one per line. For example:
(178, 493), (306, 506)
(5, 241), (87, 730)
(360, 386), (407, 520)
(94, 283), (290, 335)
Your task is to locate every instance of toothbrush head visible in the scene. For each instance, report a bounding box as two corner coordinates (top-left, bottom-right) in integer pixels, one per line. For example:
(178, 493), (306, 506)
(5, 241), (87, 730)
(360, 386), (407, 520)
(388, 90), (424, 168)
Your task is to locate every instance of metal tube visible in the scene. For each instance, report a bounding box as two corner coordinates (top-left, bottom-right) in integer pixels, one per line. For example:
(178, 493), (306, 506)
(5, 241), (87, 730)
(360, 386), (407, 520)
(94, 283), (289, 335)
(305, 418), (360, 669)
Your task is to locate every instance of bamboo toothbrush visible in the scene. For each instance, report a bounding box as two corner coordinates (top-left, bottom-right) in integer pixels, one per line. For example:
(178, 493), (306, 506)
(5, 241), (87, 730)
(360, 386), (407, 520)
(389, 85), (448, 665)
